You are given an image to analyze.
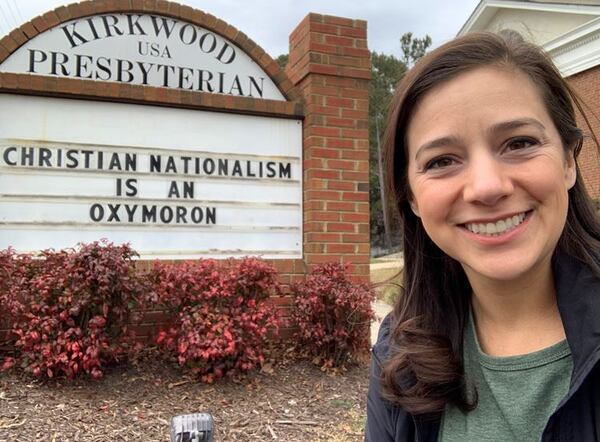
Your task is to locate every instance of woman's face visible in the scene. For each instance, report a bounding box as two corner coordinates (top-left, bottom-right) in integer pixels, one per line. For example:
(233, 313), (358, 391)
(406, 66), (576, 286)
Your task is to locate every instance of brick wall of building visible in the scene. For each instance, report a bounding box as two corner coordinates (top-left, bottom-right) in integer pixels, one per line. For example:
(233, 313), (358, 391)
(567, 66), (600, 200)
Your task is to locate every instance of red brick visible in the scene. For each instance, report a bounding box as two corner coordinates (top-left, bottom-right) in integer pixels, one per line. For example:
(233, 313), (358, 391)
(323, 15), (355, 28)
(305, 190), (341, 201)
(306, 104), (340, 116)
(326, 97), (354, 108)
(326, 117), (355, 127)
(327, 244), (355, 253)
(308, 126), (341, 137)
(342, 213), (369, 223)
(308, 147), (340, 159)
(306, 254), (343, 264)
(306, 233), (341, 242)
(343, 233), (369, 243)
(326, 138), (354, 149)
(342, 150), (369, 160)
(324, 35), (354, 47)
(306, 169), (340, 180)
(342, 128), (368, 138)
(339, 27), (367, 39)
(342, 191), (369, 202)
(328, 159), (356, 170)
(342, 171), (369, 181)
(308, 211), (340, 222)
(328, 180), (355, 191)
(327, 201), (355, 212)
(341, 88), (369, 99)
(327, 222), (355, 233)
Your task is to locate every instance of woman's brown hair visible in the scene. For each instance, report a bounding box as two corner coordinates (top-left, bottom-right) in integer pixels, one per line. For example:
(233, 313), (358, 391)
(380, 30), (600, 415)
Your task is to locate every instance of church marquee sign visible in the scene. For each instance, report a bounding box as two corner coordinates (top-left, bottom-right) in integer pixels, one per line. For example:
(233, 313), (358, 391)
(0, 6), (302, 259)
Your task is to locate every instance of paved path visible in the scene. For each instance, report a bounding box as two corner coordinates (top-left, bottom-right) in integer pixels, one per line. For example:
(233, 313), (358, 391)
(371, 299), (392, 346)
(369, 258), (400, 346)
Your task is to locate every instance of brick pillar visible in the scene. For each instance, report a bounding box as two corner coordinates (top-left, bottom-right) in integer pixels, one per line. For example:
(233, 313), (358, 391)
(287, 13), (371, 282)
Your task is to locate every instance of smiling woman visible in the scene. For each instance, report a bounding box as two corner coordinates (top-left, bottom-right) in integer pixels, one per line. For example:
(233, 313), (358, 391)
(365, 31), (600, 442)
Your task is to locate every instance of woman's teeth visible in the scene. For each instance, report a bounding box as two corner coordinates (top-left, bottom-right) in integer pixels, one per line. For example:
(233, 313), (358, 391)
(464, 212), (527, 236)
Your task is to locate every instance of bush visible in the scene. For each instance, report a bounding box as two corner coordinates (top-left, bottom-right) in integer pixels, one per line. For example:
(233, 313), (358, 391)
(290, 263), (375, 368)
(0, 241), (146, 379)
(151, 257), (282, 383)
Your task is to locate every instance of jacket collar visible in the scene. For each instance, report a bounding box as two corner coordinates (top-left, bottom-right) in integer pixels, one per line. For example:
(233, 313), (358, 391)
(553, 251), (600, 387)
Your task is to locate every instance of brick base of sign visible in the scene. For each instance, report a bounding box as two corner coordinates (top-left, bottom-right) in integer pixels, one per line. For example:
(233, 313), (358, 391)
(568, 67), (600, 199)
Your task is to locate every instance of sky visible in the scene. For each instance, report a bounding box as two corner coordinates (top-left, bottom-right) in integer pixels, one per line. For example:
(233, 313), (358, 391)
(0, 0), (481, 57)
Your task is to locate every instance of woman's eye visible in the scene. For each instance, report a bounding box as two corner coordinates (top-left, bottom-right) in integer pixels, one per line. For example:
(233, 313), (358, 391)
(505, 137), (538, 151)
(424, 156), (456, 170)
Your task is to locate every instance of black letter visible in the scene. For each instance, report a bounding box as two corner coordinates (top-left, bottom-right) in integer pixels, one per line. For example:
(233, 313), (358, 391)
(160, 206), (173, 223)
(150, 155), (161, 172)
(179, 24), (197, 45)
(136, 61), (153, 85)
(142, 205), (157, 223)
(248, 76), (264, 98)
(126, 14), (147, 35)
(75, 54), (93, 78)
(61, 22), (89, 48)
(50, 51), (70, 76)
(206, 207), (216, 224)
(101, 15), (124, 37)
(191, 207), (203, 223)
(168, 181), (180, 198)
(216, 42), (236, 64)
(90, 204), (104, 222)
(28, 49), (47, 73)
(178, 67), (194, 89)
(125, 179), (138, 196)
(3, 147), (17, 166)
(198, 33), (217, 53)
(116, 59), (134, 83)
(176, 206), (187, 223)
(38, 148), (52, 167)
(197, 70), (214, 92)
(125, 205), (138, 222)
(107, 204), (121, 222)
(279, 163), (291, 179)
(95, 57), (112, 80)
(150, 16), (176, 38)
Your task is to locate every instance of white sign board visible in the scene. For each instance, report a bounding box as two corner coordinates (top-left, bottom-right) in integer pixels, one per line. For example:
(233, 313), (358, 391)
(0, 94), (302, 259)
(0, 13), (285, 100)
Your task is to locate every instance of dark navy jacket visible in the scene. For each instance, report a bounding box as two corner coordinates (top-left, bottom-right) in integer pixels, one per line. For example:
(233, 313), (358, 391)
(365, 253), (600, 441)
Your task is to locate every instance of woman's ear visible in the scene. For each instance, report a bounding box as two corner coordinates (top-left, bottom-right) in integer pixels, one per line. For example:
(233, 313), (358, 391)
(409, 198), (420, 217)
(565, 148), (577, 190)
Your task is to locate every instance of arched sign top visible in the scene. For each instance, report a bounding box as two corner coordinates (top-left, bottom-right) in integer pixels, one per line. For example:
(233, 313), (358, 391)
(0, 1), (296, 102)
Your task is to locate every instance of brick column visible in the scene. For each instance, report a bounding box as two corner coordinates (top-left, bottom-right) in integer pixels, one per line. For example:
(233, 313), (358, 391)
(287, 13), (371, 282)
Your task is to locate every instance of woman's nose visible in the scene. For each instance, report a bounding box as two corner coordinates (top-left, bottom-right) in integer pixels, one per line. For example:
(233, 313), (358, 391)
(462, 154), (514, 205)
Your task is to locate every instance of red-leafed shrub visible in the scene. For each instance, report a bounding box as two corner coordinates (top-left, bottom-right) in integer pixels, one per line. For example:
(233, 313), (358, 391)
(290, 263), (375, 368)
(151, 257), (282, 383)
(0, 241), (147, 379)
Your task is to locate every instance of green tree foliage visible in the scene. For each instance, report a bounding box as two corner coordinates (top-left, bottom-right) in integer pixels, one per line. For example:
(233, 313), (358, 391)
(370, 33), (431, 253)
(275, 54), (289, 70)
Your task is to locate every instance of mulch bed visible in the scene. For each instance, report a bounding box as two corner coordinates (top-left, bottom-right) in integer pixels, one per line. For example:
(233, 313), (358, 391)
(0, 352), (369, 441)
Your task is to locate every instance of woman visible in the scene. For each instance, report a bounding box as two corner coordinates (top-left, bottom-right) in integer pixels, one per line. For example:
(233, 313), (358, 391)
(365, 31), (600, 441)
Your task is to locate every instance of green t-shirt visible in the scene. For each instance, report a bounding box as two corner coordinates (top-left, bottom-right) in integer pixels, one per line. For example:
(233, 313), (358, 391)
(439, 314), (573, 442)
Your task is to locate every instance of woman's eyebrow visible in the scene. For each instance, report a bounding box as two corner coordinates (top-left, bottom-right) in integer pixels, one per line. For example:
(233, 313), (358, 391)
(488, 117), (547, 134)
(414, 135), (462, 161)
